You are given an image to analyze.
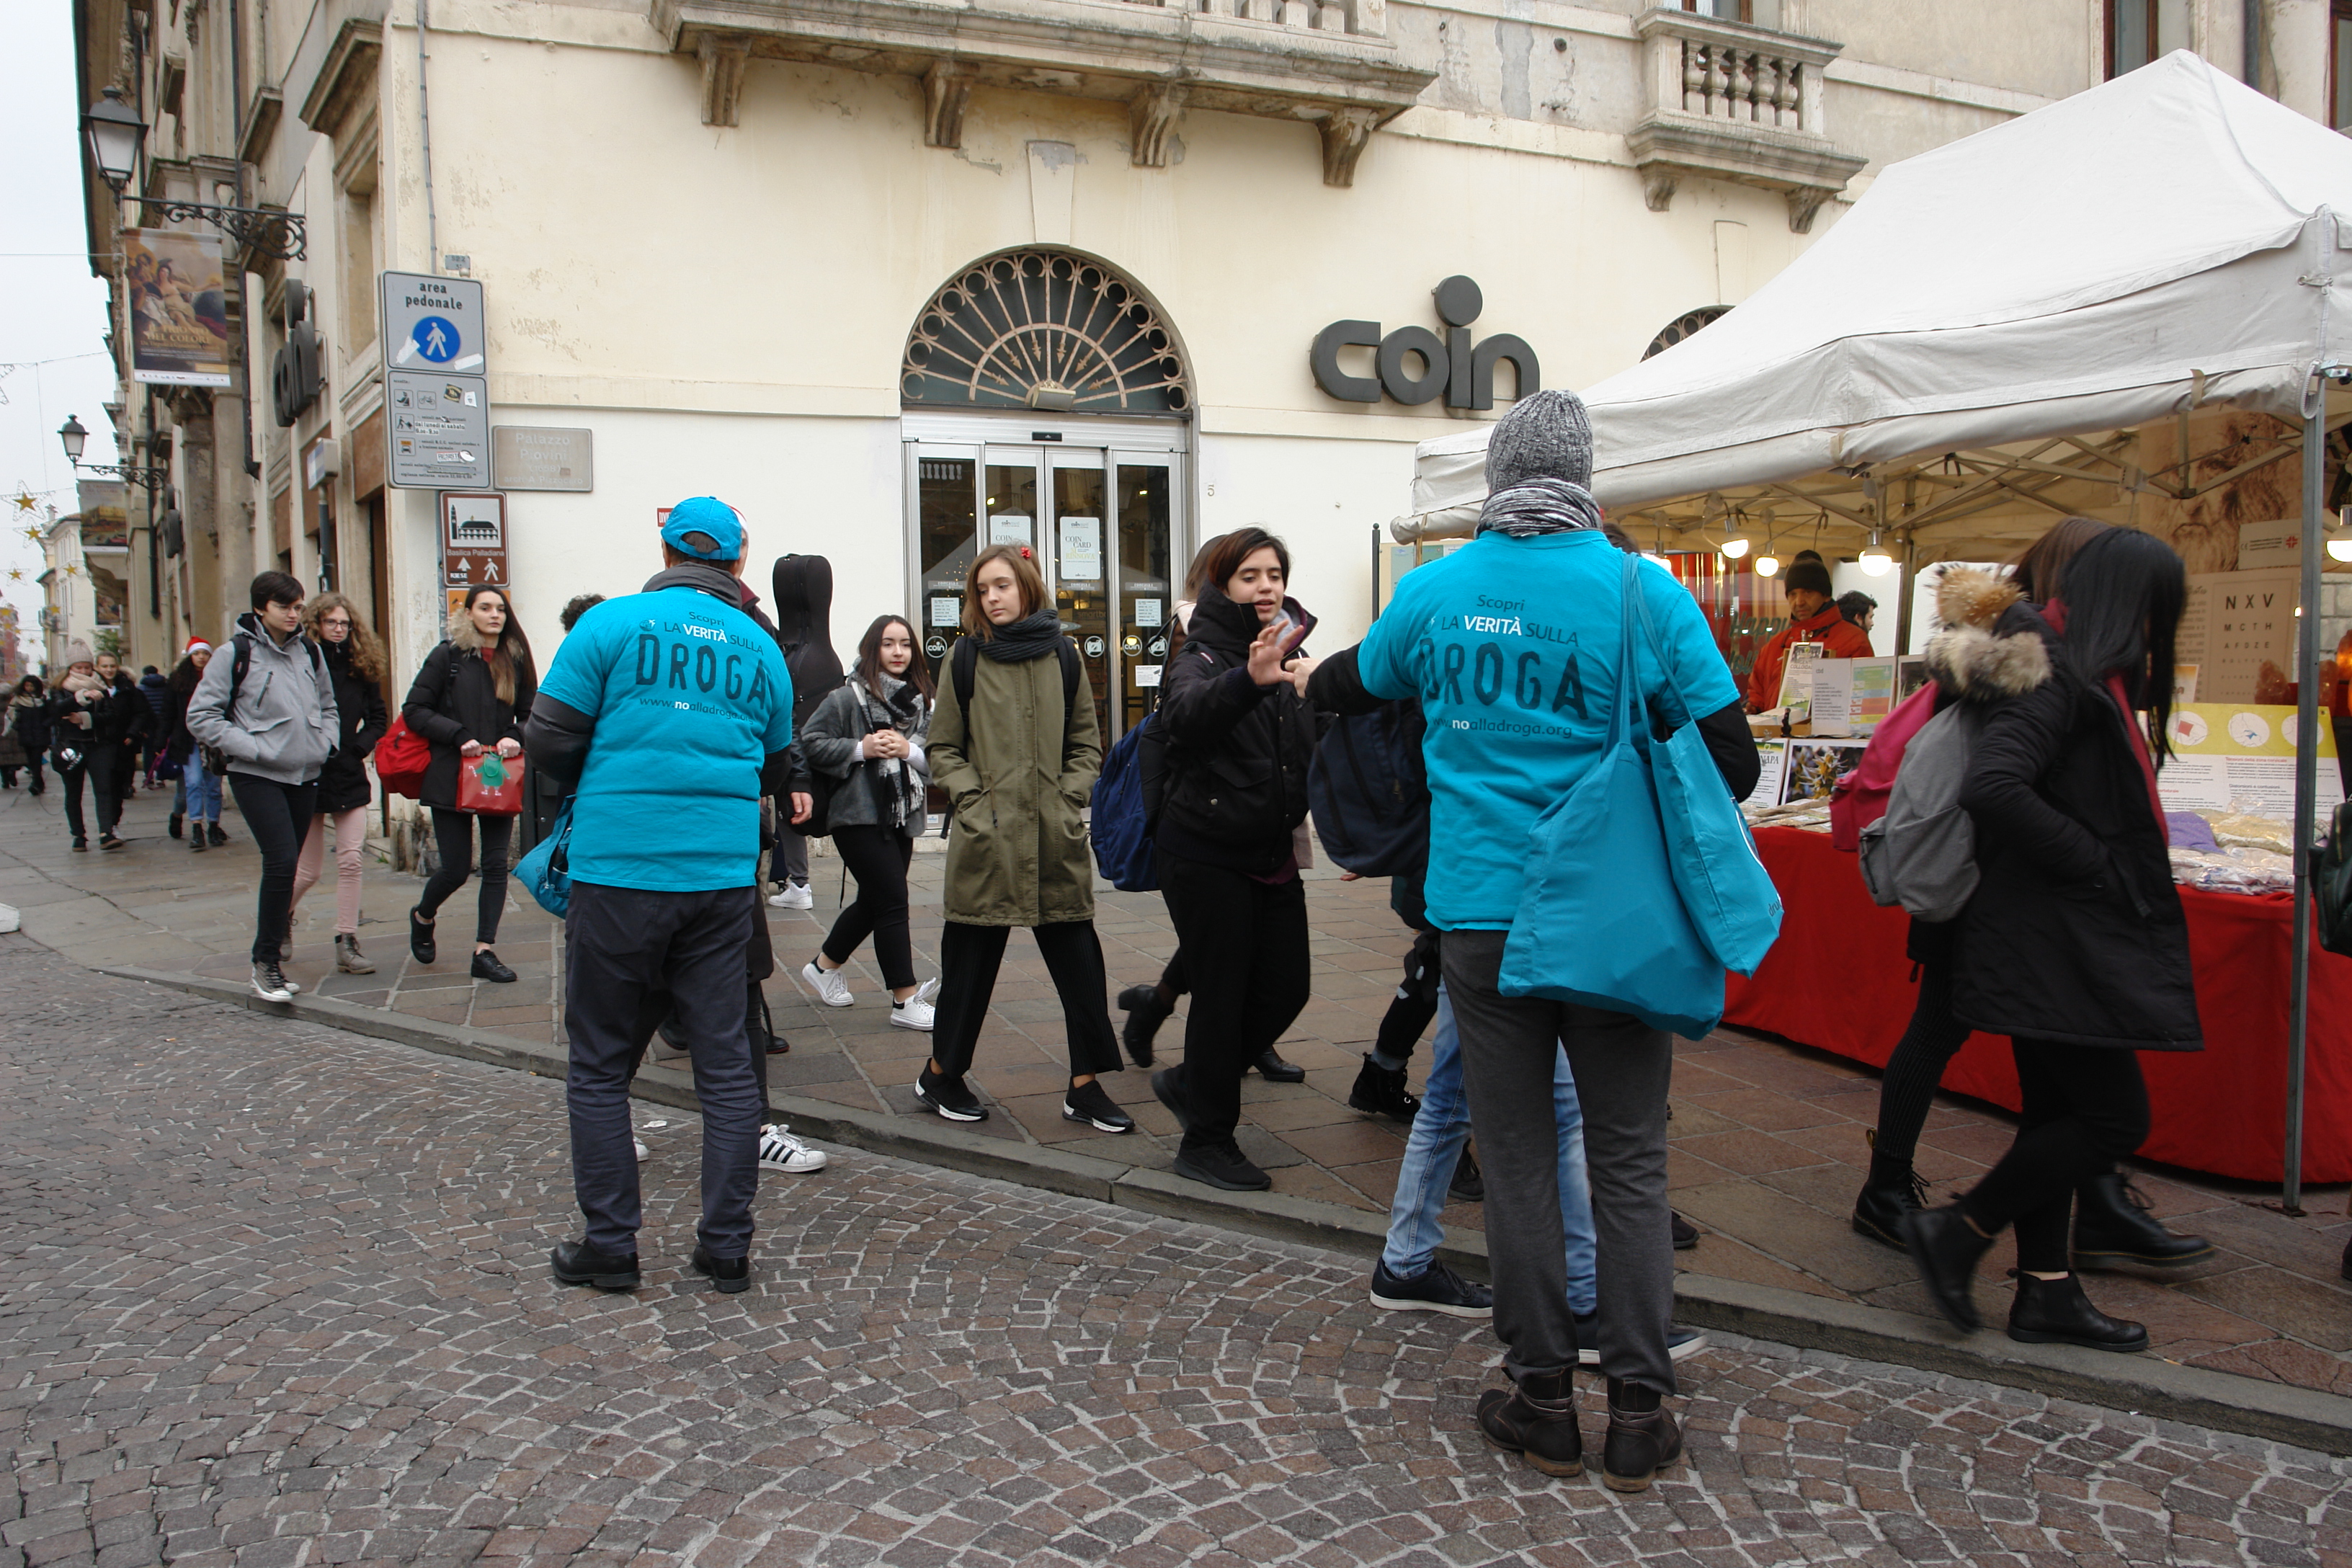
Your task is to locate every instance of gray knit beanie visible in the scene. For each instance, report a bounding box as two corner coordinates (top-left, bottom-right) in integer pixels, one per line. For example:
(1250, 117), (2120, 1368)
(1484, 388), (1595, 492)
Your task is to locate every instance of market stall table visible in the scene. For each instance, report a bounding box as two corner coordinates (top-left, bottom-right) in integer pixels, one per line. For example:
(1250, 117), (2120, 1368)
(1724, 824), (2352, 1183)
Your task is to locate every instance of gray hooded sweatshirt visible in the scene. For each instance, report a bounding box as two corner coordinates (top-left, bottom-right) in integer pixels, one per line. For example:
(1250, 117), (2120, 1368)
(184, 612), (340, 785)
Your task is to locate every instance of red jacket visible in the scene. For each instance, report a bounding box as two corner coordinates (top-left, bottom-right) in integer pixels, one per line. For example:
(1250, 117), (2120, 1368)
(1747, 605), (1874, 711)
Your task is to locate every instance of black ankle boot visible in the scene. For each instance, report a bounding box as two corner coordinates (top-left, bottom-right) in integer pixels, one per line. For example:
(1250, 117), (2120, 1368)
(2070, 1174), (2214, 1269)
(1348, 1057), (1419, 1117)
(1475, 1367), (1582, 1478)
(1600, 1378), (1681, 1493)
(1852, 1152), (1929, 1250)
(1899, 1203), (1992, 1332)
(1116, 984), (1170, 1069)
(2006, 1270), (2149, 1352)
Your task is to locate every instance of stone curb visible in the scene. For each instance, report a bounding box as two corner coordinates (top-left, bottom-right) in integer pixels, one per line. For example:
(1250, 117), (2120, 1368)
(102, 963), (2352, 1458)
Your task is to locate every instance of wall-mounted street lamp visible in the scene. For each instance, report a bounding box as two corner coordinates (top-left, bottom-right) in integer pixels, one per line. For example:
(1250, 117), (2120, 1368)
(59, 415), (168, 490)
(84, 86), (307, 260)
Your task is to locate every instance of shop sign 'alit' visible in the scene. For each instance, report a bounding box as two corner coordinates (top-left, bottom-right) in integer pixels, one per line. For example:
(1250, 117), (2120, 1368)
(1311, 277), (1539, 409)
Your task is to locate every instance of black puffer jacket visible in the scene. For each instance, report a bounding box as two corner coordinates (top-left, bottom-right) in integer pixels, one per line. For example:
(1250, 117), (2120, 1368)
(316, 638), (389, 813)
(1153, 585), (1316, 875)
(401, 618), (536, 811)
(1950, 598), (2201, 1052)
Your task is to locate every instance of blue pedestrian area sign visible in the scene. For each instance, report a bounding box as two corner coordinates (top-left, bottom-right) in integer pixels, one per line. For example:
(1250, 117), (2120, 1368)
(411, 316), (462, 363)
(381, 271), (489, 488)
(380, 271), (486, 373)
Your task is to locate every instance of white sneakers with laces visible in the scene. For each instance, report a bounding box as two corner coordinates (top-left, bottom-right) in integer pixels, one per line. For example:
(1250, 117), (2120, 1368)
(801, 960), (854, 1008)
(767, 882), (814, 910)
(891, 978), (939, 1032)
(758, 1123), (829, 1173)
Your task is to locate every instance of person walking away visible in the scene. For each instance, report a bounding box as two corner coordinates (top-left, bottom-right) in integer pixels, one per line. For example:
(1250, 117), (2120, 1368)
(166, 640), (226, 849)
(184, 572), (339, 1001)
(922, 543), (1130, 1133)
(288, 594), (389, 974)
(525, 496), (793, 1293)
(45, 645), (114, 850)
(1306, 389), (1758, 1491)
(4, 677), (48, 795)
(1853, 519), (2209, 1270)
(1899, 527), (2203, 1352)
(1146, 527), (1318, 1190)
(137, 664), (171, 783)
(1745, 557), (1872, 713)
(403, 585), (538, 983)
(766, 556), (842, 911)
(798, 613), (940, 1028)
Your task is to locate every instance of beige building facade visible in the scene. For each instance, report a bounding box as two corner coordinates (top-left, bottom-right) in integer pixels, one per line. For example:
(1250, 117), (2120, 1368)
(74, 0), (2340, 756)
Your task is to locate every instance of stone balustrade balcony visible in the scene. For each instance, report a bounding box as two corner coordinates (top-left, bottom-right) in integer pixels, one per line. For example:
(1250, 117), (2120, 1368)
(1626, 6), (1866, 232)
(654, 0), (1436, 186)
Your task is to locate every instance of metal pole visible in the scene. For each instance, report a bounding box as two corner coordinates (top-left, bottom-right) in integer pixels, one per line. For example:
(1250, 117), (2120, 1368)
(2285, 401), (2324, 1213)
(1892, 532), (1918, 655)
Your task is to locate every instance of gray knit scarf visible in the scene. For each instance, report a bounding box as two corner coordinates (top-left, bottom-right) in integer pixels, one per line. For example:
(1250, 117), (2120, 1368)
(978, 607), (1066, 663)
(1478, 476), (1603, 538)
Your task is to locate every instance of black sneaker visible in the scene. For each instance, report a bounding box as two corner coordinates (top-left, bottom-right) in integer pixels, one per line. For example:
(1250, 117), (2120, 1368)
(99, 834), (125, 852)
(471, 950), (517, 983)
(915, 1064), (988, 1123)
(1671, 1211), (1699, 1250)
(409, 906), (437, 965)
(1369, 1259), (1492, 1318)
(1172, 1139), (1270, 1192)
(1062, 1078), (1136, 1133)
(1448, 1148), (1485, 1203)
(206, 823), (228, 847)
(1348, 1058), (1421, 1120)
(551, 1239), (641, 1291)
(1571, 1311), (1708, 1366)
(1150, 1066), (1193, 1134)
(71, 837), (88, 852)
(1116, 984), (1169, 1069)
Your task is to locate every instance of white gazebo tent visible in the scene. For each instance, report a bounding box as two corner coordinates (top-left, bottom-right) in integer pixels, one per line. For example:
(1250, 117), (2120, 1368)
(1403, 52), (2351, 1201)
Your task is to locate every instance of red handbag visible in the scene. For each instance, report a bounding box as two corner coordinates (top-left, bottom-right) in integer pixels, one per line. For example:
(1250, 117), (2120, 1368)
(374, 715), (432, 799)
(457, 751), (526, 816)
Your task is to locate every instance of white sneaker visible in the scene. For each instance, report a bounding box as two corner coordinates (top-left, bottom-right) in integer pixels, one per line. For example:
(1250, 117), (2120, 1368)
(633, 1137), (651, 1161)
(757, 1123), (828, 1174)
(802, 961), (854, 1008)
(889, 992), (936, 1031)
(767, 882), (814, 910)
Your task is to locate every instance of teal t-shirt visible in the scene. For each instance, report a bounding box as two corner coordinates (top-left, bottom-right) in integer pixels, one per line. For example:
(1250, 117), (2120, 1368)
(1358, 529), (1740, 931)
(538, 584), (793, 893)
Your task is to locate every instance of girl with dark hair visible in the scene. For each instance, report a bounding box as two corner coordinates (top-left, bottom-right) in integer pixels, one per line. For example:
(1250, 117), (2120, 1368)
(5, 675), (49, 795)
(1146, 526), (1320, 1191)
(1853, 517), (2209, 1271)
(799, 613), (940, 1027)
(289, 594), (391, 973)
(1900, 526), (2201, 1352)
(404, 585), (538, 982)
(922, 544), (1131, 1133)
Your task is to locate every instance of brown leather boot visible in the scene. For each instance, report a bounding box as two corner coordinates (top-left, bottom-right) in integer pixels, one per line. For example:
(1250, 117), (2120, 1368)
(1475, 1367), (1582, 1477)
(1600, 1378), (1682, 1493)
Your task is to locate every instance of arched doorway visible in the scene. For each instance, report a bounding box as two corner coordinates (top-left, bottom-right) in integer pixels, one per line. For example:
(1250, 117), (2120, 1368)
(901, 248), (1193, 744)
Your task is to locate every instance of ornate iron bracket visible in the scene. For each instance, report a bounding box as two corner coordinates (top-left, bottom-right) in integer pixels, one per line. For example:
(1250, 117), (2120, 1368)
(130, 196), (306, 261)
(73, 463), (171, 491)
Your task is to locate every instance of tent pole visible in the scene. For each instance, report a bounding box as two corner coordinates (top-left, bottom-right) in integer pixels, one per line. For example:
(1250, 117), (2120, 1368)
(2285, 401), (2323, 1213)
(1894, 533), (1917, 654)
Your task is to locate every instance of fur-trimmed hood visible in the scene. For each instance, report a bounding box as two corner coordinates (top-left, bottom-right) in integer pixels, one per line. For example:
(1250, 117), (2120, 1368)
(1923, 566), (2052, 701)
(445, 612), (497, 654)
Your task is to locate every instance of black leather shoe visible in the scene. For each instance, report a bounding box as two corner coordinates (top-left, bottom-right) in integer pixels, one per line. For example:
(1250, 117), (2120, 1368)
(1476, 1367), (1582, 1478)
(206, 823), (228, 846)
(1117, 984), (1169, 1069)
(1172, 1138), (1270, 1192)
(409, 906), (437, 965)
(1347, 1058), (1418, 1117)
(471, 950), (517, 983)
(1671, 1211), (1699, 1250)
(551, 1239), (640, 1290)
(1448, 1148), (1486, 1203)
(690, 1244), (751, 1294)
(2006, 1270), (2149, 1352)
(1600, 1378), (1682, 1493)
(2071, 1174), (2215, 1269)
(168, 813), (183, 839)
(1852, 1163), (1930, 1250)
(1899, 1203), (1992, 1333)
(1255, 1048), (1308, 1084)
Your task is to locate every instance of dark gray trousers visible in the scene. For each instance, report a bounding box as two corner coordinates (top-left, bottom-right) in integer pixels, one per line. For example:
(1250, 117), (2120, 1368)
(1443, 929), (1676, 1393)
(565, 881), (762, 1258)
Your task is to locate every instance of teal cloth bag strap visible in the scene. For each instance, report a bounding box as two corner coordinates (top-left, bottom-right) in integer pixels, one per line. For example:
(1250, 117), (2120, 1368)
(516, 796), (575, 919)
(1628, 566), (1785, 975)
(1498, 551), (1726, 1039)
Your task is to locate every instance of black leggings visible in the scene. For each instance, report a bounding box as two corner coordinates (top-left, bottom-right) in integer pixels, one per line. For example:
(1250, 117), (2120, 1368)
(228, 773), (319, 964)
(1960, 1040), (2152, 1273)
(418, 807), (514, 944)
(1868, 961), (1977, 1167)
(820, 824), (917, 989)
(1157, 849), (1311, 1151)
(61, 747), (124, 840)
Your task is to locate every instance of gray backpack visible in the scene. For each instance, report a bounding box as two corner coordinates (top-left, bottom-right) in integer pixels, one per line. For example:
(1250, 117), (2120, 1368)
(1857, 703), (1984, 923)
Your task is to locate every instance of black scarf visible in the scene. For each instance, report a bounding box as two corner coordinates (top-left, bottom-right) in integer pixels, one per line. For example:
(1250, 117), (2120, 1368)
(1478, 476), (1603, 538)
(976, 607), (1065, 663)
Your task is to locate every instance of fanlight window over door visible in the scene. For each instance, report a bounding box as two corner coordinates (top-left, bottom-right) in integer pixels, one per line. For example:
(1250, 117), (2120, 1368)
(902, 249), (1190, 416)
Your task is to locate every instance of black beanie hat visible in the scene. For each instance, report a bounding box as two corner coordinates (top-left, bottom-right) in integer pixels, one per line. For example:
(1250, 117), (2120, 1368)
(1784, 559), (1834, 597)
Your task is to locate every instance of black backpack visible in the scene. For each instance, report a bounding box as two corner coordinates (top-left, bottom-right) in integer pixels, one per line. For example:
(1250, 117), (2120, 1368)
(1307, 698), (1430, 877)
(939, 637), (1082, 836)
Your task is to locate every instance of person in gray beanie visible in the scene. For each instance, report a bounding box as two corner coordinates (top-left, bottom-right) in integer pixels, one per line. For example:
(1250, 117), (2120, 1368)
(1299, 388), (1759, 1491)
(1745, 554), (1872, 712)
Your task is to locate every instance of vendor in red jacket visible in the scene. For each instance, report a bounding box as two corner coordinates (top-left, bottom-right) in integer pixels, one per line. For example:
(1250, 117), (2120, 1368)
(1745, 557), (1875, 712)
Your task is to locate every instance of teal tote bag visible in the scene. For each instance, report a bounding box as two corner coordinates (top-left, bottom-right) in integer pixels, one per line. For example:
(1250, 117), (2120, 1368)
(1499, 552), (1727, 1040)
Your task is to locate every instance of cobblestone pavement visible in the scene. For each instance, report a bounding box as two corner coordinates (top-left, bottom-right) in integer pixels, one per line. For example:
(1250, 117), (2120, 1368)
(6, 780), (2351, 1396)
(6, 933), (2351, 1568)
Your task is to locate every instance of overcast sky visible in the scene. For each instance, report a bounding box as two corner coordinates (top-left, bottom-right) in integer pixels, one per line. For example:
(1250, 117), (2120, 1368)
(1, 1), (125, 668)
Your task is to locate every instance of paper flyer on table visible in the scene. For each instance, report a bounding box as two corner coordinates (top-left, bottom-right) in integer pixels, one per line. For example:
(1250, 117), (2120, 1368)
(2157, 703), (2343, 818)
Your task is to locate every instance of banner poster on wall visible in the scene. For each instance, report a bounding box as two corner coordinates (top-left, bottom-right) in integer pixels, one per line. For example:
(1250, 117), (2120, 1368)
(122, 228), (232, 387)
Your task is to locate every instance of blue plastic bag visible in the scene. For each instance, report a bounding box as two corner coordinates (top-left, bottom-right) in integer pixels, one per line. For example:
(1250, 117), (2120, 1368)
(1498, 552), (1727, 1040)
(516, 796), (574, 919)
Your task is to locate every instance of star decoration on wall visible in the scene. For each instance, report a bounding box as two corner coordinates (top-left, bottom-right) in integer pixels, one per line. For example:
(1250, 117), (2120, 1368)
(11, 489), (38, 513)
(20, 525), (43, 545)
(4, 569), (22, 583)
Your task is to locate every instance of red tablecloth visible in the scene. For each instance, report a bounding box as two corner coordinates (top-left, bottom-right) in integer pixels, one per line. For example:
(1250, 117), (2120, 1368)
(1724, 825), (2352, 1182)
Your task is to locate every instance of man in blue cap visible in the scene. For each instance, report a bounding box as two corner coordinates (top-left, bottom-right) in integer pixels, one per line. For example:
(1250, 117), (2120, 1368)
(525, 497), (796, 1293)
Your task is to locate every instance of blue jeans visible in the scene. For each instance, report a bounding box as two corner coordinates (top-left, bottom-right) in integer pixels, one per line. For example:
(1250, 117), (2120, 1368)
(1381, 984), (1598, 1314)
(180, 754), (221, 823)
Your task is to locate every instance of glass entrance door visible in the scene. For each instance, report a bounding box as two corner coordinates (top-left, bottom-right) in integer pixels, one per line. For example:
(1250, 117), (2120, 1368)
(907, 435), (1181, 744)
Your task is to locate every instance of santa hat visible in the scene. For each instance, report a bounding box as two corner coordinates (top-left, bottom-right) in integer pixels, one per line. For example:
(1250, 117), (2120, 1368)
(185, 636), (213, 656)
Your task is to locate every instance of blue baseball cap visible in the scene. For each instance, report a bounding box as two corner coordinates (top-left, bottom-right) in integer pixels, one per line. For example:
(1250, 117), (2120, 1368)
(660, 496), (745, 561)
